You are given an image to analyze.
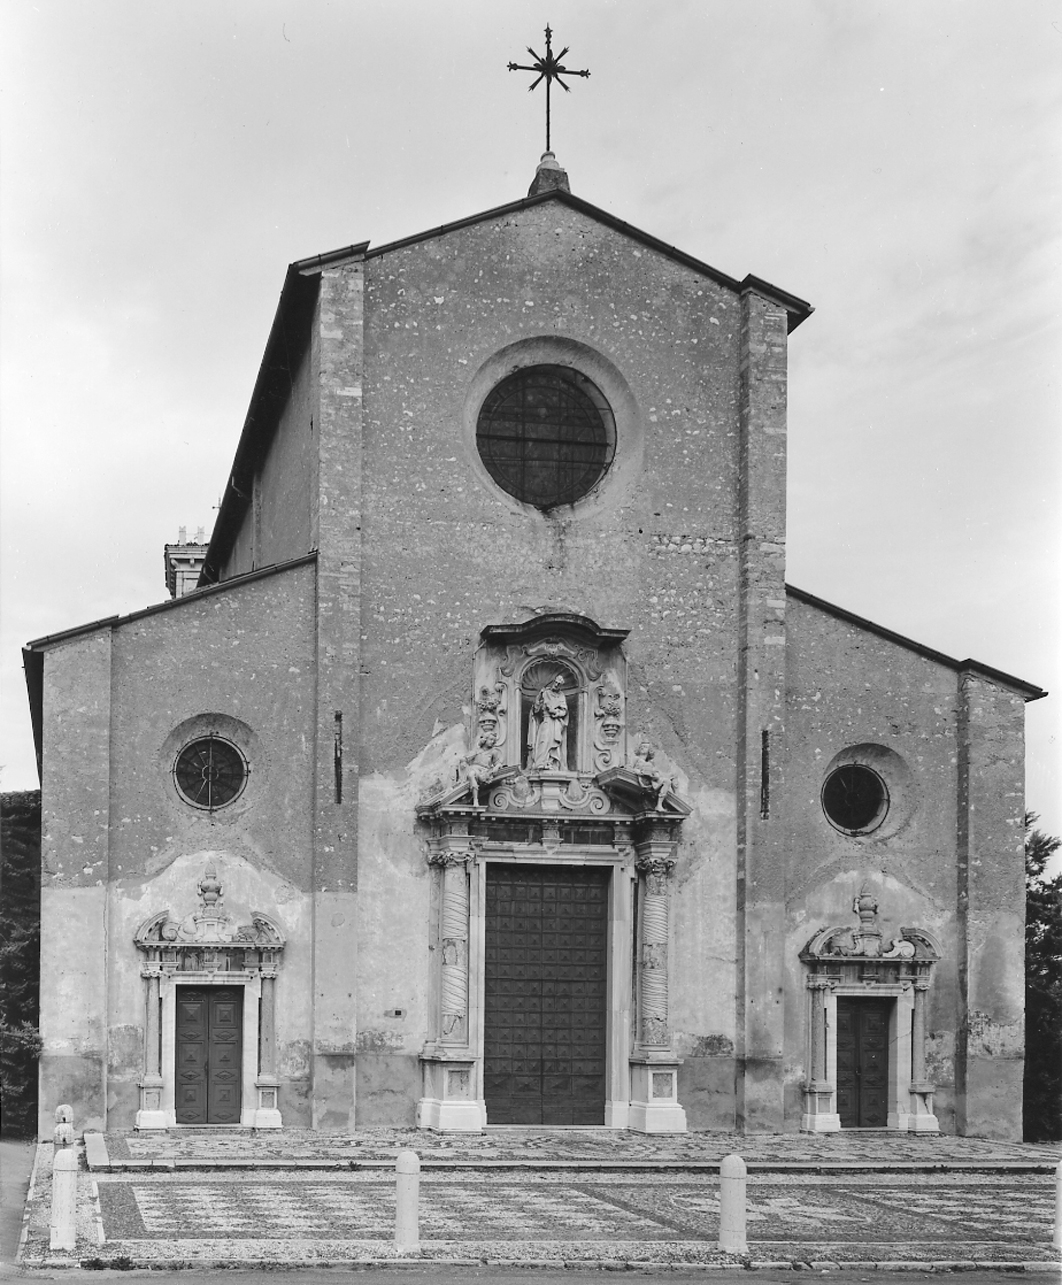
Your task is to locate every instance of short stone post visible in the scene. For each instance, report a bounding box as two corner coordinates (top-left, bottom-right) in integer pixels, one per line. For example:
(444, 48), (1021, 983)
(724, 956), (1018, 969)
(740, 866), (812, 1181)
(50, 1149), (78, 1251)
(395, 1149), (420, 1250)
(1054, 1159), (1061, 1251)
(718, 1153), (747, 1254)
(53, 1104), (75, 1154)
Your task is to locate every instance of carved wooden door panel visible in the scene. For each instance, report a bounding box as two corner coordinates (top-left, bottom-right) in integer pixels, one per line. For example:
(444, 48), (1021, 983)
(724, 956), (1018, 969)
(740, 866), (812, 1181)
(175, 987), (243, 1125)
(484, 864), (608, 1125)
(835, 997), (890, 1128)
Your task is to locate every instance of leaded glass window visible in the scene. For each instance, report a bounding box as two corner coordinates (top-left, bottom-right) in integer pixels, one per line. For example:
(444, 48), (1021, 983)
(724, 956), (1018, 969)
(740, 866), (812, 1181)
(476, 365), (615, 508)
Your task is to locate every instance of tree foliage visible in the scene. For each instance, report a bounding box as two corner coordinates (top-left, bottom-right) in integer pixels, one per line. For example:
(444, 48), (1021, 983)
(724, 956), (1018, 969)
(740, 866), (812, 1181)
(1024, 811), (1062, 1142)
(0, 790), (41, 1137)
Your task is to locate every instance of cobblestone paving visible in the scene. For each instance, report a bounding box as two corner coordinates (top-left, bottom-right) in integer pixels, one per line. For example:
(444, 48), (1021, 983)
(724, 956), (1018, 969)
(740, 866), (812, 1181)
(104, 1126), (1060, 1168)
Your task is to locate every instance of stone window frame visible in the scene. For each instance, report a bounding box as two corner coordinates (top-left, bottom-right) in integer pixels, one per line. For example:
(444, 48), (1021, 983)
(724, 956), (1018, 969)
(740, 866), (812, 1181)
(475, 363), (617, 510)
(462, 336), (644, 521)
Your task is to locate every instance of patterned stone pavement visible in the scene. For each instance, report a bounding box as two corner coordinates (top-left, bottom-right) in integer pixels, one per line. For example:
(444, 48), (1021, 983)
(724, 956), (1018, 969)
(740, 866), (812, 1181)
(17, 1136), (1062, 1270)
(99, 1126), (1061, 1170)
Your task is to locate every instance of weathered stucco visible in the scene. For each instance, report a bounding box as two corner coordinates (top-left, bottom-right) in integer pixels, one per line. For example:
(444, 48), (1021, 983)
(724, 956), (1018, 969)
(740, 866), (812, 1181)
(30, 186), (1037, 1139)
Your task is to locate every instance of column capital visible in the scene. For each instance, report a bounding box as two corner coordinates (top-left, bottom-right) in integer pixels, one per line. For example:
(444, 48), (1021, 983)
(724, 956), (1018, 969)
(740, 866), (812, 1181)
(635, 855), (675, 878)
(426, 843), (478, 868)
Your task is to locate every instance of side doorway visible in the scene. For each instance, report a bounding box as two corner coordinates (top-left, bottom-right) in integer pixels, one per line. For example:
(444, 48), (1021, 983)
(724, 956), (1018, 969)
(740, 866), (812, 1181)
(835, 996), (890, 1127)
(175, 986), (243, 1124)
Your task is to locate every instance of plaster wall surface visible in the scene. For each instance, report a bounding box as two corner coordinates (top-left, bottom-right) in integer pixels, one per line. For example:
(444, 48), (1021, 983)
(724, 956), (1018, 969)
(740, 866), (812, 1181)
(350, 202), (756, 1123)
(38, 631), (112, 1132)
(782, 596), (1028, 1138)
(105, 562), (317, 888)
(37, 563), (318, 1129)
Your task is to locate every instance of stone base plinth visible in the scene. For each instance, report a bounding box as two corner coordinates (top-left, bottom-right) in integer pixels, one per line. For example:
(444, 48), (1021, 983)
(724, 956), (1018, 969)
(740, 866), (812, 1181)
(628, 1058), (687, 1133)
(800, 1111), (842, 1132)
(418, 1053), (483, 1132)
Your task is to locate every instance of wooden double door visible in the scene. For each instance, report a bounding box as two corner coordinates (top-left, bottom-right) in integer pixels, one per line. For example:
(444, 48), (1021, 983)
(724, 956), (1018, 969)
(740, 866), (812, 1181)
(175, 986), (243, 1125)
(483, 863), (609, 1125)
(835, 997), (890, 1128)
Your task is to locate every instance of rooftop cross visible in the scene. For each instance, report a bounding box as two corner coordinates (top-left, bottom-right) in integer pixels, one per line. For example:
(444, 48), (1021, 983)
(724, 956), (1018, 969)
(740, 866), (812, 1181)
(508, 24), (590, 155)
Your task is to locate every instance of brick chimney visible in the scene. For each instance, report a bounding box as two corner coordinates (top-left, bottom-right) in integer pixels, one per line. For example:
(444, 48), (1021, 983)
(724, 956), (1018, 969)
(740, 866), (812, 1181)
(164, 526), (208, 598)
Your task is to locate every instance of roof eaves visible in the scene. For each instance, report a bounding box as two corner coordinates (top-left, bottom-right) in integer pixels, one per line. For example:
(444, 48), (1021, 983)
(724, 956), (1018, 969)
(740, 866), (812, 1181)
(294, 241), (371, 275)
(365, 188), (814, 329)
(786, 584), (1046, 701)
(25, 553), (317, 653)
(200, 268), (325, 585)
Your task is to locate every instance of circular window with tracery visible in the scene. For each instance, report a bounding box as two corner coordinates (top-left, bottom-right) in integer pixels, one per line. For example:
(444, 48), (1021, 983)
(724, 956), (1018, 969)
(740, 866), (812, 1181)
(476, 364), (615, 509)
(821, 764), (890, 835)
(173, 736), (248, 810)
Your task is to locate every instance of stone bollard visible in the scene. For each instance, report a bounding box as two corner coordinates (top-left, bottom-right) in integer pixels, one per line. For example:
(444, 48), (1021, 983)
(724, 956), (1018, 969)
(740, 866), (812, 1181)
(1054, 1159), (1061, 1251)
(53, 1104), (75, 1155)
(395, 1149), (420, 1250)
(718, 1153), (747, 1254)
(50, 1148), (78, 1251)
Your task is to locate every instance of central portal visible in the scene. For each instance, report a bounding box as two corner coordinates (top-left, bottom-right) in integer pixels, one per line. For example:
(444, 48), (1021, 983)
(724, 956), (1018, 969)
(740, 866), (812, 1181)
(483, 863), (609, 1125)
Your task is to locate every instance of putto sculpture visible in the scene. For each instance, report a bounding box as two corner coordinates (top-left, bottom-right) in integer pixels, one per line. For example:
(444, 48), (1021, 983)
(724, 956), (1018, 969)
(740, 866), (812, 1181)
(632, 740), (674, 810)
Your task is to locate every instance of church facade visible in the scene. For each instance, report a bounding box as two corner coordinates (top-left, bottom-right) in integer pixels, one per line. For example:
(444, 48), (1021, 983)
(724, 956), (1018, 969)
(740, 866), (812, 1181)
(25, 157), (1043, 1139)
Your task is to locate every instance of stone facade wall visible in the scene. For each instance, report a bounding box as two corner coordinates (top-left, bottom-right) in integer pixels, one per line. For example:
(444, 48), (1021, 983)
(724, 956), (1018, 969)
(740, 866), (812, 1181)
(782, 594), (1028, 1137)
(350, 202), (756, 1125)
(31, 193), (1033, 1138)
(37, 562), (317, 1132)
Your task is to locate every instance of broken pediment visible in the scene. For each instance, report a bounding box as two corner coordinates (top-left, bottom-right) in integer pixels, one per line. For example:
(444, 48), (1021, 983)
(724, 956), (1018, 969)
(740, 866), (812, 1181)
(133, 861), (286, 973)
(801, 888), (941, 963)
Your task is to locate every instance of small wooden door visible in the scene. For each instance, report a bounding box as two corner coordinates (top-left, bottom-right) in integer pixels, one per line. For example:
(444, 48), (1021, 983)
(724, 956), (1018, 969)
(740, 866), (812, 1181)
(835, 996), (890, 1127)
(175, 987), (243, 1124)
(484, 863), (609, 1125)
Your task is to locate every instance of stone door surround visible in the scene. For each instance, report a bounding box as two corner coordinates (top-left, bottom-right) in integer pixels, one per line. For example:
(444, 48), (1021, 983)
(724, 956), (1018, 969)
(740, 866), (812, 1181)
(133, 862), (286, 1129)
(800, 888), (940, 1134)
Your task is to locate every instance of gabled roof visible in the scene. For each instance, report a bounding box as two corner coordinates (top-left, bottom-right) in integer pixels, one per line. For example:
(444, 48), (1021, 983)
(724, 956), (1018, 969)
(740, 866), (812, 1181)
(786, 583), (1046, 701)
(22, 554), (317, 778)
(201, 188), (813, 584)
(360, 188), (814, 331)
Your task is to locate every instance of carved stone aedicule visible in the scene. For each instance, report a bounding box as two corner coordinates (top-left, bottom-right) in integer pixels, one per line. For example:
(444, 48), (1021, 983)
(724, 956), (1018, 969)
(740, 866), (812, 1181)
(134, 862), (286, 975)
(801, 887), (940, 989)
(480, 614), (629, 780)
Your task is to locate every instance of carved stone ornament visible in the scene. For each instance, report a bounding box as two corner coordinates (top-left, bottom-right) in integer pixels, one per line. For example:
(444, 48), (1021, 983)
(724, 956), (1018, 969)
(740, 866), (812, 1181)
(593, 679), (625, 772)
(134, 863), (286, 975)
(459, 731), (501, 808)
(426, 846), (478, 868)
(801, 889), (941, 964)
(476, 678), (507, 755)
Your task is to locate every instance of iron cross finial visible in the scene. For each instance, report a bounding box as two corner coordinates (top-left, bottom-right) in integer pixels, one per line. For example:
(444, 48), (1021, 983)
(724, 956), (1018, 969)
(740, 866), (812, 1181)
(508, 24), (590, 154)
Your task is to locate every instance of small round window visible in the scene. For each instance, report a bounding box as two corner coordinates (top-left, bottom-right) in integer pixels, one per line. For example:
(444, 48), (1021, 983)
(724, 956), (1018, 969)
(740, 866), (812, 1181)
(821, 764), (889, 835)
(476, 364), (615, 509)
(173, 737), (248, 810)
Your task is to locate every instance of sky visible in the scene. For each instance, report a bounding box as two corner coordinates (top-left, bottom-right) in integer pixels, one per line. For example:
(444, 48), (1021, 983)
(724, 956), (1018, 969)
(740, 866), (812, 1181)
(2, 0), (1059, 844)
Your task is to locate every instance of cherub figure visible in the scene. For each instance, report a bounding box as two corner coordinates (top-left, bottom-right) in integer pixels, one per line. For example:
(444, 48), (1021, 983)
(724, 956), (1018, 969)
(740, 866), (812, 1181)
(461, 729), (500, 807)
(632, 739), (674, 810)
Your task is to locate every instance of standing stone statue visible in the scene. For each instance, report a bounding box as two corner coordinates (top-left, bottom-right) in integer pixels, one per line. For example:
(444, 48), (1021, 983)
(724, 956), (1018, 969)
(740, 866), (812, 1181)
(527, 675), (569, 770)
